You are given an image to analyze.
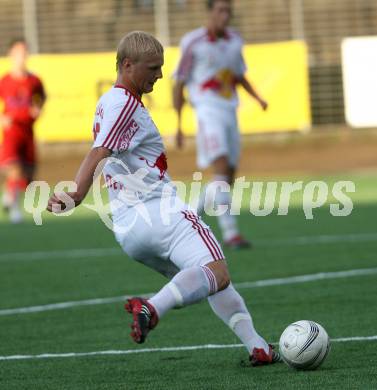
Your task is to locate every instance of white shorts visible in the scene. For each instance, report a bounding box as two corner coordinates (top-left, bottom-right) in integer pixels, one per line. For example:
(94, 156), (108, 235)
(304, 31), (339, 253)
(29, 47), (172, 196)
(195, 105), (240, 169)
(114, 198), (225, 279)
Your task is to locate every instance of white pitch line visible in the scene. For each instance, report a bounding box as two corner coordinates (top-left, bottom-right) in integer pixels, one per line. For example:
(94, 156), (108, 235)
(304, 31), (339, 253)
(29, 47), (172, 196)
(258, 232), (377, 246)
(234, 267), (377, 289)
(1, 335), (376, 361)
(0, 247), (121, 262)
(0, 294), (154, 316)
(1, 267), (376, 316)
(0, 232), (376, 263)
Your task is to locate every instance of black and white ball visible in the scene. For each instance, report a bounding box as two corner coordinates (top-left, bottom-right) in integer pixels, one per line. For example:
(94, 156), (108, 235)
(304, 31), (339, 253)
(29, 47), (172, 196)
(279, 320), (330, 370)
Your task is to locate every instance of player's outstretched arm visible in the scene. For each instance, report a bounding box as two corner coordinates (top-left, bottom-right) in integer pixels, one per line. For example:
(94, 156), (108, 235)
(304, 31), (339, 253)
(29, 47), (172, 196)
(238, 75), (268, 110)
(172, 80), (186, 149)
(47, 146), (111, 213)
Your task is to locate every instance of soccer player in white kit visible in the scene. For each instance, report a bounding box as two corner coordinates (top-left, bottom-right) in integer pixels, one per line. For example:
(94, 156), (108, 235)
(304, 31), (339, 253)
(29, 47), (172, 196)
(47, 31), (279, 366)
(173, 0), (268, 249)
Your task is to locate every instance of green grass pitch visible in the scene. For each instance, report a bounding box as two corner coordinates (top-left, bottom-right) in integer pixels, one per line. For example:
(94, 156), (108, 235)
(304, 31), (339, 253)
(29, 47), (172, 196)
(0, 173), (376, 389)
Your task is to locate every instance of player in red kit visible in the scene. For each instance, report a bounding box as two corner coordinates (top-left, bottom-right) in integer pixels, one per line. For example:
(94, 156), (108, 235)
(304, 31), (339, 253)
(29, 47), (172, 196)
(0, 39), (46, 223)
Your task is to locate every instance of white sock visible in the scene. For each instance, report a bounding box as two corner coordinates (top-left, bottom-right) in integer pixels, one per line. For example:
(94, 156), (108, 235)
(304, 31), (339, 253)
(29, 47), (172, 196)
(210, 175), (239, 242)
(208, 283), (269, 354)
(148, 265), (217, 318)
(2, 190), (13, 208)
(197, 183), (212, 215)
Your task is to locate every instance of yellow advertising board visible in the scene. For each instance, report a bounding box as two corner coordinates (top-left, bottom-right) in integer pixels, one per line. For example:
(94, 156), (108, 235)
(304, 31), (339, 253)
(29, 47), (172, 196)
(0, 40), (310, 142)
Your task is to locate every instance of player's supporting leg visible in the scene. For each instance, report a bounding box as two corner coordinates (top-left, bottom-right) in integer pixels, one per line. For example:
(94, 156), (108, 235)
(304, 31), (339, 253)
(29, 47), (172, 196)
(208, 283), (267, 351)
(126, 260), (229, 344)
(207, 283), (280, 365)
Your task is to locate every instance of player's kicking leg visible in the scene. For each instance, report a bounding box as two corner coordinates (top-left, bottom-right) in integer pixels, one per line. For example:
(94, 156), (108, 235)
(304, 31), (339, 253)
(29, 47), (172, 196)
(125, 259), (229, 344)
(126, 258), (279, 366)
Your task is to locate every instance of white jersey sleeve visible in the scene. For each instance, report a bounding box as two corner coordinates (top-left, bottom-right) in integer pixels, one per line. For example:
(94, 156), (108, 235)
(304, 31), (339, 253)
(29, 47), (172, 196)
(174, 28), (207, 83)
(175, 35), (194, 82)
(236, 42), (247, 77)
(228, 29), (247, 77)
(92, 92), (142, 152)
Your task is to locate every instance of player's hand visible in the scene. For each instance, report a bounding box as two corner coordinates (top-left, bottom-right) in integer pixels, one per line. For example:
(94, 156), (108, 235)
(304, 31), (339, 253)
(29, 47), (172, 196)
(176, 129), (184, 149)
(0, 114), (12, 128)
(258, 98), (268, 111)
(47, 192), (82, 213)
(30, 105), (42, 119)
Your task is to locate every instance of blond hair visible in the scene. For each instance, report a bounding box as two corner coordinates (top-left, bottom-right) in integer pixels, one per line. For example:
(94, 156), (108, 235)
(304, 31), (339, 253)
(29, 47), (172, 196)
(116, 31), (164, 71)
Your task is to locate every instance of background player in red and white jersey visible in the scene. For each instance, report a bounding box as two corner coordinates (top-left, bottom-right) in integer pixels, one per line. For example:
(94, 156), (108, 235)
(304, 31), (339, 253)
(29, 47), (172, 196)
(0, 38), (46, 223)
(46, 31), (280, 366)
(173, 0), (268, 249)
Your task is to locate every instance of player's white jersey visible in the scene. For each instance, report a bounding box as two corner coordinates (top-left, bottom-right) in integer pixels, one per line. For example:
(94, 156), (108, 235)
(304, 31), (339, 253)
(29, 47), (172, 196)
(92, 85), (174, 221)
(175, 27), (246, 109)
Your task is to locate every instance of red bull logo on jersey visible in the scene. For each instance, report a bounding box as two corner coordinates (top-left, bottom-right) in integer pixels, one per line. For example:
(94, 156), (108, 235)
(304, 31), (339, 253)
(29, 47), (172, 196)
(118, 119), (140, 151)
(201, 68), (236, 99)
(139, 152), (168, 180)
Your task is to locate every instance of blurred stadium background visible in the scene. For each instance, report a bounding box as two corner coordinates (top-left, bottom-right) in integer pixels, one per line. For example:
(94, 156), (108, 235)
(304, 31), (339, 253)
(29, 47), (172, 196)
(2, 0), (377, 122)
(1, 0), (377, 182)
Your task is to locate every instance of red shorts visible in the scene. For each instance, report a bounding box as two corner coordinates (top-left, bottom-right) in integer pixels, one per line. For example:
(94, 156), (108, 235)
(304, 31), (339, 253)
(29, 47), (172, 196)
(0, 128), (36, 166)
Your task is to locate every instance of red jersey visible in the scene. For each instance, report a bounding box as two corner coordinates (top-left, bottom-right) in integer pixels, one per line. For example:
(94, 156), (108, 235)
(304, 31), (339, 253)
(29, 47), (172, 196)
(0, 72), (45, 133)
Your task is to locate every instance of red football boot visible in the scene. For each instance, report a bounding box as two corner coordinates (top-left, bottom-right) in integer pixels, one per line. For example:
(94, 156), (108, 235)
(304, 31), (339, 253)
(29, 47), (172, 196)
(224, 235), (252, 250)
(125, 297), (159, 344)
(250, 344), (281, 367)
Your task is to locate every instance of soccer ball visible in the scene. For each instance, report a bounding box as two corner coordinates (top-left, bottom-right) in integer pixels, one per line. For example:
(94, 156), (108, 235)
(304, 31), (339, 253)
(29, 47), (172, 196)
(279, 320), (330, 370)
